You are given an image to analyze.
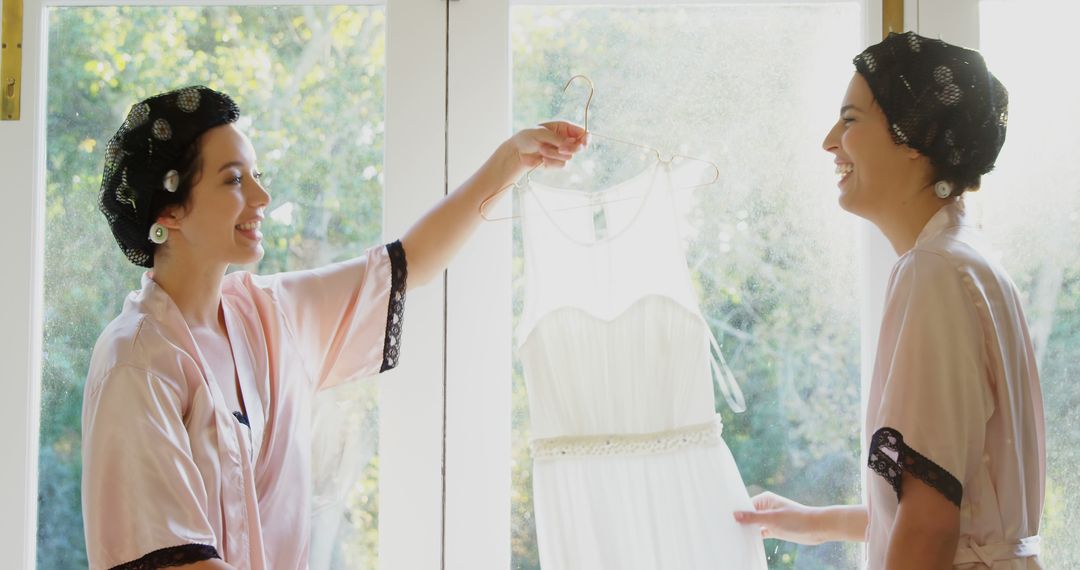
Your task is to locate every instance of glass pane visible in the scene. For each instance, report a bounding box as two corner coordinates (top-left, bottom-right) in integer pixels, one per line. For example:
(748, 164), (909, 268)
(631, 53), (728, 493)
(978, 2), (1080, 566)
(39, 6), (385, 569)
(511, 4), (862, 569)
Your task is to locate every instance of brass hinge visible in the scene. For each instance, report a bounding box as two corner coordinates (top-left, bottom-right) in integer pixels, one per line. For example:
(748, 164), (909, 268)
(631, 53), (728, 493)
(1, 0), (22, 121)
(883, 0), (904, 38)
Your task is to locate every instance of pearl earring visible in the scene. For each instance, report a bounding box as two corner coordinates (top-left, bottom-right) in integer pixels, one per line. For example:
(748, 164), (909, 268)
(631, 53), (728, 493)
(934, 180), (954, 199)
(149, 223), (169, 244)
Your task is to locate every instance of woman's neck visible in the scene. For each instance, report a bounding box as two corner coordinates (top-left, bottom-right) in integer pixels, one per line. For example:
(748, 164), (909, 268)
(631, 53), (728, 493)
(150, 253), (229, 330)
(872, 190), (953, 256)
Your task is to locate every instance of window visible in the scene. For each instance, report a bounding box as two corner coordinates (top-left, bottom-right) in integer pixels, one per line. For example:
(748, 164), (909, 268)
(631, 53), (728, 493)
(974, 1), (1080, 564)
(11, 1), (1076, 568)
(510, 4), (864, 568)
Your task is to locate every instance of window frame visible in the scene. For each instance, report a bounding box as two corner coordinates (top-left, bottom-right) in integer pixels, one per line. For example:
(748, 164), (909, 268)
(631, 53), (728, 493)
(442, 0), (514, 567)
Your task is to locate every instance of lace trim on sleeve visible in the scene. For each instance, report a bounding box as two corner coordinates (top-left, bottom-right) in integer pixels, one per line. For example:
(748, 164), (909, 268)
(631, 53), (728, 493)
(868, 427), (963, 508)
(109, 544), (220, 570)
(380, 240), (408, 372)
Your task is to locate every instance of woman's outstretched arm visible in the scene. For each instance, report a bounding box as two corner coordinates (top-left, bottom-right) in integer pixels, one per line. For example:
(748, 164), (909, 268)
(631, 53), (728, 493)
(734, 491), (868, 545)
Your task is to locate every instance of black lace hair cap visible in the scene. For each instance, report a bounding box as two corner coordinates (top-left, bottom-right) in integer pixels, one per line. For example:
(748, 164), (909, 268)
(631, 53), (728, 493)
(99, 86), (240, 268)
(853, 31), (1008, 195)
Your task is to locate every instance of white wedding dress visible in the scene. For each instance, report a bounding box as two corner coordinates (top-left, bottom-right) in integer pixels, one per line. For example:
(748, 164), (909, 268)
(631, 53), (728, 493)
(518, 163), (768, 570)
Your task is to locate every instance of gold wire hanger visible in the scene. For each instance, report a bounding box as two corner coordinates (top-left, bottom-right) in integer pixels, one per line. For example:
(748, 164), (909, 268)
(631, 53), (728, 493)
(478, 74), (721, 222)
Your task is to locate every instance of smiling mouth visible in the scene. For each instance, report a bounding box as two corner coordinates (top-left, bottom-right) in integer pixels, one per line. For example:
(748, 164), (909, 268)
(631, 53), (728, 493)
(835, 163), (854, 184)
(236, 221), (261, 231)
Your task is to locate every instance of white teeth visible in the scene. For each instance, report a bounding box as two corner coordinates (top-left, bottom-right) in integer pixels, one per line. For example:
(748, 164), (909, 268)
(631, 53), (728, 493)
(236, 221), (261, 231)
(835, 163), (854, 176)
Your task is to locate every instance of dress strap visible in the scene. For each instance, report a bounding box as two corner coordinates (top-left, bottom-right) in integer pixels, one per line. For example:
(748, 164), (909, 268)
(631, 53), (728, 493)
(953, 535), (1040, 566)
(708, 327), (746, 413)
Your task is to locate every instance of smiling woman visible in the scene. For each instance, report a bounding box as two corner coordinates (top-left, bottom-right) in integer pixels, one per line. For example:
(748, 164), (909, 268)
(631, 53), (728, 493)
(822, 72), (964, 246)
(822, 77), (929, 226)
(78, 79), (584, 570)
(83, 85), (408, 570)
(742, 32), (1044, 570)
(149, 124), (272, 271)
(35, 9), (392, 567)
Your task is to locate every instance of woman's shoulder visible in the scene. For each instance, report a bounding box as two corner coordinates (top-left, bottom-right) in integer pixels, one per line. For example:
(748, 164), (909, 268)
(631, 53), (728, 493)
(890, 247), (967, 293)
(90, 304), (153, 366)
(897, 225), (1003, 285)
(884, 245), (990, 325)
(915, 225), (1017, 299)
(85, 307), (193, 400)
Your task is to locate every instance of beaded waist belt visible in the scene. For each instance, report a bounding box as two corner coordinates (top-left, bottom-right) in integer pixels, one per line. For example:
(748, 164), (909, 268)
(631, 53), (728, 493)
(531, 417), (722, 460)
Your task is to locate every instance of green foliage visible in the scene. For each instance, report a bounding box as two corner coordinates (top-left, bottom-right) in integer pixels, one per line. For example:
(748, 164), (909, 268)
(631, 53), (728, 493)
(39, 6), (385, 568)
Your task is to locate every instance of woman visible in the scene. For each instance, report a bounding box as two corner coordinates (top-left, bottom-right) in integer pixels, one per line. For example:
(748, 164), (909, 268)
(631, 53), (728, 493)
(82, 86), (585, 569)
(735, 32), (1045, 569)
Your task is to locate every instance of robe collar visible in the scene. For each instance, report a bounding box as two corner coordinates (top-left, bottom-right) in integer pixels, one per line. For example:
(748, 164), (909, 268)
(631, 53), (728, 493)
(915, 199), (971, 248)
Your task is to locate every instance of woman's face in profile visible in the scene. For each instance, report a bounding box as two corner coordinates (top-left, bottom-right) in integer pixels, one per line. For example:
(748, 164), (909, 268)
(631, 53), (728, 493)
(162, 123), (272, 267)
(822, 73), (916, 221)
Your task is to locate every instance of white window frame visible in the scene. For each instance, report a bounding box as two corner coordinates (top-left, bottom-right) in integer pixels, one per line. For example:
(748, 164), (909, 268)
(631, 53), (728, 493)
(0, 0), (449, 567)
(917, 0), (979, 46)
(442, 0), (513, 567)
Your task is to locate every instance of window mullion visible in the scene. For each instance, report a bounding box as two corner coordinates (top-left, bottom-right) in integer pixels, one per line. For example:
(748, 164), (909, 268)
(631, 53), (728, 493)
(443, 0), (513, 567)
(380, 0), (450, 568)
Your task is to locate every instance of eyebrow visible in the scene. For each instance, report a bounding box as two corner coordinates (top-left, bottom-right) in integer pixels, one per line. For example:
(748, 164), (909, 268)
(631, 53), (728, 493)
(217, 161), (246, 174)
(840, 104), (861, 115)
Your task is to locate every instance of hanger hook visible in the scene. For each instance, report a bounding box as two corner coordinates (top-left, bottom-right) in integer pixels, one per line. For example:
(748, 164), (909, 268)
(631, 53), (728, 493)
(562, 74), (594, 132)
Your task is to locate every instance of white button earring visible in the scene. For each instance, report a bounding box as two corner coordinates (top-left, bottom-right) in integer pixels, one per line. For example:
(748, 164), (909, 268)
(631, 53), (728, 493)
(934, 180), (954, 199)
(149, 223), (169, 244)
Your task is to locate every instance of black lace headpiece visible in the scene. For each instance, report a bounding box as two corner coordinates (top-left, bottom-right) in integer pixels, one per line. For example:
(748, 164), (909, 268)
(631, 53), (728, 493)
(854, 32), (1008, 194)
(99, 86), (240, 267)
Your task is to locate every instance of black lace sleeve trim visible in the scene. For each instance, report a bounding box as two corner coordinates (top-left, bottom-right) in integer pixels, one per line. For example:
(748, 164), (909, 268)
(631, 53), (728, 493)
(109, 544), (220, 569)
(380, 240), (407, 373)
(868, 427), (963, 508)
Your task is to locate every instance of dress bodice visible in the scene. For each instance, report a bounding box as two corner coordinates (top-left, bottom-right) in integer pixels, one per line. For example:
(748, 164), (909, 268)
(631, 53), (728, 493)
(518, 163), (740, 438)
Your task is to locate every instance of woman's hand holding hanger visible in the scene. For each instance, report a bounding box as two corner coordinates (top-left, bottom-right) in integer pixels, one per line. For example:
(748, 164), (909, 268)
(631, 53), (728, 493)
(501, 121), (589, 181)
(400, 121), (588, 287)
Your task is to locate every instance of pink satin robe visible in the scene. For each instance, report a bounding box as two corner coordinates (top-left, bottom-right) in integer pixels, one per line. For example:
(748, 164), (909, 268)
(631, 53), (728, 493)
(81, 242), (406, 570)
(864, 202), (1045, 569)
